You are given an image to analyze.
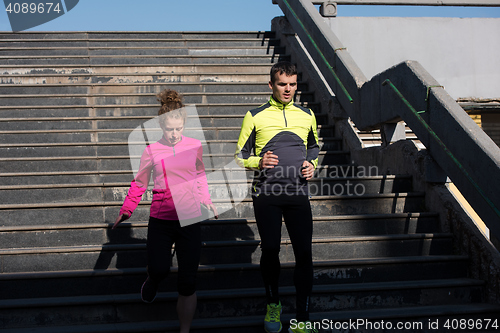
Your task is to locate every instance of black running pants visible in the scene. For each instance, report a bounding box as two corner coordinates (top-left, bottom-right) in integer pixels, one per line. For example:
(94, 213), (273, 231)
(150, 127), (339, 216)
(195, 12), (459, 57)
(252, 194), (314, 322)
(146, 216), (201, 296)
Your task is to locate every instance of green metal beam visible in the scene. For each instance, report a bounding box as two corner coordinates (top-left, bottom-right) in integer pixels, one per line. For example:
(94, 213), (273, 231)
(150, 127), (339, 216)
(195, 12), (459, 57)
(309, 0), (500, 6)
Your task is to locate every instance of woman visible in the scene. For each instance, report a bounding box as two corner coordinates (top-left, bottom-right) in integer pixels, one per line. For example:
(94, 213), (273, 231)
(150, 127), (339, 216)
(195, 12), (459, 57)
(113, 89), (218, 333)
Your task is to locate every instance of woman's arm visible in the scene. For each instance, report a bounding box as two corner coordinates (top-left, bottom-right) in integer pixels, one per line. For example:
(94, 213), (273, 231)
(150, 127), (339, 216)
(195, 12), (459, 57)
(114, 146), (154, 227)
(196, 143), (218, 219)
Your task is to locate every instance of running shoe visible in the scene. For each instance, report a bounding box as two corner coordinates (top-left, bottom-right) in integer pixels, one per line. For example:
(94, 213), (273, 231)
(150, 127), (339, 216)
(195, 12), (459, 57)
(288, 321), (319, 333)
(264, 302), (282, 333)
(140, 277), (157, 303)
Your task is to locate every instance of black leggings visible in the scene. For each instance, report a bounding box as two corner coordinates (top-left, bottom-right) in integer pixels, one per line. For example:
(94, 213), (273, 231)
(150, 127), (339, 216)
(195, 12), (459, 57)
(252, 194), (314, 322)
(146, 216), (201, 296)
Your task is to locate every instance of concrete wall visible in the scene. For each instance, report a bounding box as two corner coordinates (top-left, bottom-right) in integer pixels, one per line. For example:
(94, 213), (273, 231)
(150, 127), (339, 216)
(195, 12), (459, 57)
(323, 17), (500, 100)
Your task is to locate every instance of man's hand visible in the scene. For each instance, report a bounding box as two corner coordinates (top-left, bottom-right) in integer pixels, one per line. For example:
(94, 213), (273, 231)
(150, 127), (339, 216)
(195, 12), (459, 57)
(112, 213), (130, 229)
(301, 161), (314, 180)
(259, 151), (279, 169)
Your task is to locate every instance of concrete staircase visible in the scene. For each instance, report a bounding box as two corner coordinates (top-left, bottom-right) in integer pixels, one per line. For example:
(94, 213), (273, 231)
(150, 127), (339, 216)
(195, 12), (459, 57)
(0, 32), (499, 332)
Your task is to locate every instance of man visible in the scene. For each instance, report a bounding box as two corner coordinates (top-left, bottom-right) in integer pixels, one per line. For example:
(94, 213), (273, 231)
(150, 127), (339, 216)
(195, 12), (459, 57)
(235, 61), (319, 333)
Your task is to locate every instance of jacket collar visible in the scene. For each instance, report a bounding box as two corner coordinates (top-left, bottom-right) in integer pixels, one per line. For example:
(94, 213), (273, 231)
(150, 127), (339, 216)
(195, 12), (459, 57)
(269, 95), (294, 109)
(159, 135), (184, 147)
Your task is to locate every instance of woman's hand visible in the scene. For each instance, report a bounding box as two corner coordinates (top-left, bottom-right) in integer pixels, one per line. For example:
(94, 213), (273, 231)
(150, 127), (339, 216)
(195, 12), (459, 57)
(203, 204), (219, 219)
(112, 213), (130, 229)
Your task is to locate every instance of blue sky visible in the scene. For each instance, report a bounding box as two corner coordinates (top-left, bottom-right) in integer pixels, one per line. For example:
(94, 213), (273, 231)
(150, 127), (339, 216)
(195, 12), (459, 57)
(1, 0), (499, 32)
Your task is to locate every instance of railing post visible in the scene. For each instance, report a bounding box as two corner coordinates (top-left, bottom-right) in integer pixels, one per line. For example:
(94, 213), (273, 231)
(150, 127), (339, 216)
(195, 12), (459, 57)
(320, 2), (337, 16)
(381, 121), (406, 147)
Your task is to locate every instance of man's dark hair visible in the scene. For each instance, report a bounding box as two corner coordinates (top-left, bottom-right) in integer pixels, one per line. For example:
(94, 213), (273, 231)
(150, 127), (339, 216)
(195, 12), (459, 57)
(270, 61), (297, 83)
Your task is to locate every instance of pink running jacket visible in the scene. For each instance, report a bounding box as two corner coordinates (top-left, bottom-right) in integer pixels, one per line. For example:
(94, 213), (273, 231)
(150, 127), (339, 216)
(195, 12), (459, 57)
(119, 136), (212, 223)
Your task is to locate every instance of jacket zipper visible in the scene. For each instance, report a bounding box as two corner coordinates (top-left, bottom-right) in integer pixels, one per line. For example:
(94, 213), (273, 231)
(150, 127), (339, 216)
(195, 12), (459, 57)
(282, 104), (288, 127)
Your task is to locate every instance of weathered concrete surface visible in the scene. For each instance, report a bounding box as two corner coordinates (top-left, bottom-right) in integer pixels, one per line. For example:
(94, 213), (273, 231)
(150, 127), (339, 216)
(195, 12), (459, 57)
(324, 17), (500, 100)
(272, 10), (500, 302)
(339, 121), (500, 302)
(272, 0), (500, 242)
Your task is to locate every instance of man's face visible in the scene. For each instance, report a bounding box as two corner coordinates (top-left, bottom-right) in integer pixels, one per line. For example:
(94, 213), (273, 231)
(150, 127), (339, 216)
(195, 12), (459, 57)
(269, 72), (297, 104)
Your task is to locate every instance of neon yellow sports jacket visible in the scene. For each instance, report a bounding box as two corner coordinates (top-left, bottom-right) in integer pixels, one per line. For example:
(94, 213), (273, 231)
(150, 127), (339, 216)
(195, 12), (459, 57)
(235, 96), (320, 196)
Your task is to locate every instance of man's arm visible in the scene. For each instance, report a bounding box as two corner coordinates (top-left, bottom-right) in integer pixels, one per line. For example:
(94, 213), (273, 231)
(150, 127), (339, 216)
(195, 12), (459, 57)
(235, 111), (261, 170)
(306, 111), (320, 169)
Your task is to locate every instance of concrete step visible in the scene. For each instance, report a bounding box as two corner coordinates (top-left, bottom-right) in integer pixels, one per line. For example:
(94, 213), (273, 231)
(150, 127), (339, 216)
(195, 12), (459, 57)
(0, 32), (275, 40)
(352, 121), (424, 148)
(83, 32), (276, 39)
(0, 176), (412, 207)
(0, 163), (358, 186)
(0, 115), (250, 131)
(0, 104), (268, 118)
(0, 82), (278, 95)
(0, 136), (336, 158)
(0, 110), (327, 132)
(0, 279), (487, 330)
(0, 233), (453, 273)
(0, 33), (90, 40)
(0, 210), (436, 249)
(0, 39), (280, 50)
(0, 123), (332, 143)
(0, 91), (316, 106)
(0, 46), (285, 57)
(0, 163), (356, 186)
(0, 36), (280, 48)
(0, 72), (271, 85)
(0, 101), (322, 116)
(0, 64), (275, 76)
(309, 304), (500, 333)
(0, 114), (307, 144)
(0, 54), (288, 66)
(0, 150), (347, 173)
(200, 234), (453, 264)
(2, 303), (498, 333)
(0, 192), (428, 226)
(0, 254), (468, 299)
(0, 134), (338, 153)
(0, 166), (251, 185)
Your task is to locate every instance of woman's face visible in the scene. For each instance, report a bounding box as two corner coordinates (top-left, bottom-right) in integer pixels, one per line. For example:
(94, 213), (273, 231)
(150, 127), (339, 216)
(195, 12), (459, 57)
(162, 117), (184, 146)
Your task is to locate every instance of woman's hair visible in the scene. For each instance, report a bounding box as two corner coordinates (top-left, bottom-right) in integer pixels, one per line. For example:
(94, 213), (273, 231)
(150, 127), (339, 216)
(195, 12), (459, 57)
(156, 89), (187, 127)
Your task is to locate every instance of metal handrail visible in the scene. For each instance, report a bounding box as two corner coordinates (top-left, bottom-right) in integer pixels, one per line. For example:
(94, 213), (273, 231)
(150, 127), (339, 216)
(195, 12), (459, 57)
(274, 0), (500, 240)
(280, 0), (353, 103)
(383, 79), (500, 221)
(308, 0), (500, 6)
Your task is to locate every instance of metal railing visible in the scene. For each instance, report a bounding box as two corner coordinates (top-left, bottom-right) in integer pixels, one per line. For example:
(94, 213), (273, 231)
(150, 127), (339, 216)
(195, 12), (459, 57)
(309, 0), (500, 6)
(273, 0), (500, 240)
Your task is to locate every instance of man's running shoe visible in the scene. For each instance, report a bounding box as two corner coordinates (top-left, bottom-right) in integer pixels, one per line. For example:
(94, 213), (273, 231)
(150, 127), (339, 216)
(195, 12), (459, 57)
(140, 277), (157, 303)
(264, 302), (282, 333)
(288, 321), (319, 333)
